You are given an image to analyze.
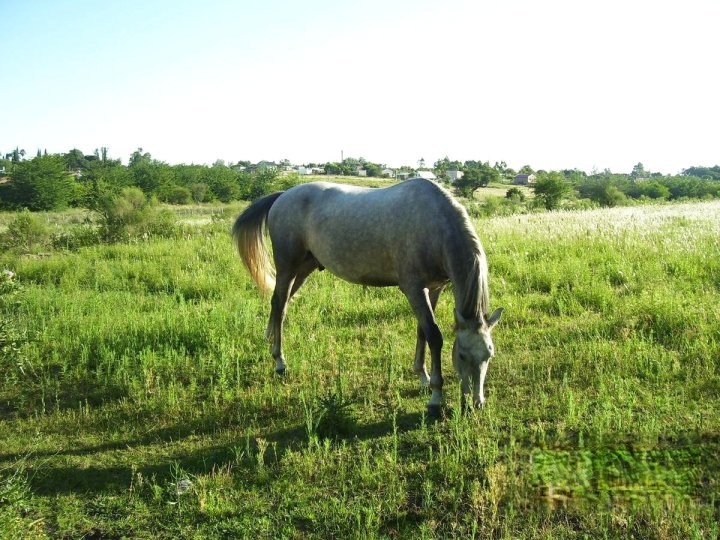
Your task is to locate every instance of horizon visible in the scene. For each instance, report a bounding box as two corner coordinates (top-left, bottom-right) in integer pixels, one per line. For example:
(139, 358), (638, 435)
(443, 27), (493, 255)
(3, 145), (717, 177)
(2, 0), (718, 176)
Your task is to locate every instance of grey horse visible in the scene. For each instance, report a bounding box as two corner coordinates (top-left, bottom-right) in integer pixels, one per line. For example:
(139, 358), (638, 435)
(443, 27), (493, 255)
(232, 178), (503, 417)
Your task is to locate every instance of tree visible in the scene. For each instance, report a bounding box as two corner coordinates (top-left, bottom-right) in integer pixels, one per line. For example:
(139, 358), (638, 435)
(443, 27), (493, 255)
(578, 175), (628, 206)
(454, 163), (499, 197)
(3, 155), (79, 210)
(129, 148), (153, 168)
(434, 156), (463, 180)
(519, 164), (534, 175)
(8, 148), (26, 163)
(205, 164), (241, 202)
(682, 165), (720, 180)
(365, 163), (382, 177)
(532, 172), (571, 210)
(63, 148), (87, 171)
(631, 162), (646, 179)
(493, 161), (516, 182)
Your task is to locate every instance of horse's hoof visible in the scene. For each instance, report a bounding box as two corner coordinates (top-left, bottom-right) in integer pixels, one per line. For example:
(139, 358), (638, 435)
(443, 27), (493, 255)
(275, 367), (286, 376)
(427, 404), (442, 419)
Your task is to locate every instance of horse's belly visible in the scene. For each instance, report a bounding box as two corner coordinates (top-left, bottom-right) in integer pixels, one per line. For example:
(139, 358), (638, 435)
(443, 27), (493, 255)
(331, 267), (398, 287)
(310, 239), (399, 287)
(320, 257), (398, 287)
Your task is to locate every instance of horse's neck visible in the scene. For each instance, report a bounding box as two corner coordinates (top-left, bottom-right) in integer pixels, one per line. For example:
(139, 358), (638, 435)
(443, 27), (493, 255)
(446, 233), (487, 319)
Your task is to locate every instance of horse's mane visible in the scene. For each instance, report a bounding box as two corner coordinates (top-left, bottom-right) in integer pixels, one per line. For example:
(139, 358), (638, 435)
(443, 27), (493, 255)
(433, 181), (490, 320)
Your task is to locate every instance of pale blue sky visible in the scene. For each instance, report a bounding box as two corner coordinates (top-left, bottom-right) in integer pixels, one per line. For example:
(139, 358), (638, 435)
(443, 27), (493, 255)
(2, 0), (718, 173)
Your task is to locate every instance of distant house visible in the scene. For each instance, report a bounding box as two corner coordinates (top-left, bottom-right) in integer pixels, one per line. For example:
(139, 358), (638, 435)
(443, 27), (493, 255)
(296, 166), (325, 175)
(396, 171), (413, 181)
(447, 169), (464, 183)
(357, 168), (368, 177)
(415, 170), (437, 181)
(257, 161), (278, 171)
(513, 173), (536, 185)
(381, 168), (395, 178)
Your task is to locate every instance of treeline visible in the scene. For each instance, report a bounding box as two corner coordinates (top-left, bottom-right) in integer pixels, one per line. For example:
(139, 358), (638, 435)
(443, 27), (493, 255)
(1, 148), (719, 214)
(0, 148), (296, 211)
(574, 170), (720, 206)
(542, 164), (720, 209)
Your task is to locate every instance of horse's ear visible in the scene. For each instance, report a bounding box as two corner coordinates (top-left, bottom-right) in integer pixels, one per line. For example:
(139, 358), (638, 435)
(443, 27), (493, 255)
(486, 307), (504, 329)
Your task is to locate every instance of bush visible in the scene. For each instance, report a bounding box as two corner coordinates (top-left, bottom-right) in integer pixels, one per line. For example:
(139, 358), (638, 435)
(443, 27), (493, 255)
(51, 225), (101, 250)
(93, 187), (177, 242)
(158, 184), (193, 205)
(0, 211), (49, 253)
(190, 183), (209, 203)
(505, 187), (526, 202)
(630, 181), (671, 200)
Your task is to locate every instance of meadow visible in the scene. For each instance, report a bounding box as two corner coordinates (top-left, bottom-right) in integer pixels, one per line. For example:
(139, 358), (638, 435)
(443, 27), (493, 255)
(1, 196), (719, 538)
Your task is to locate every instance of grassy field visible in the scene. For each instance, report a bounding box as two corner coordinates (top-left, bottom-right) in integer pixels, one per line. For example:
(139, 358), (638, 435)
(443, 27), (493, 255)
(1, 197), (719, 538)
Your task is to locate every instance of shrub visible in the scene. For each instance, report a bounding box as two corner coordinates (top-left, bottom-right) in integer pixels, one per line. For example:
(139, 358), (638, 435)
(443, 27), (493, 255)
(51, 225), (101, 250)
(93, 187), (177, 242)
(0, 211), (49, 253)
(158, 184), (193, 205)
(632, 181), (671, 200)
(190, 183), (209, 203)
(505, 187), (526, 202)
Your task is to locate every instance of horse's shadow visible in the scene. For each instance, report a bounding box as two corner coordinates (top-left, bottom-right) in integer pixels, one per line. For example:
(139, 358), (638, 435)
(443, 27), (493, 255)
(12, 409), (425, 497)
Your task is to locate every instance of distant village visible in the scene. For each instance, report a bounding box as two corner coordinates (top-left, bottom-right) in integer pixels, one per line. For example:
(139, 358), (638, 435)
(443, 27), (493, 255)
(230, 160), (536, 186)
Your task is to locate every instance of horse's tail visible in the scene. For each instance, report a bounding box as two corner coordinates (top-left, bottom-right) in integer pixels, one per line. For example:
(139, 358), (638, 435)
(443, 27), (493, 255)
(232, 191), (284, 294)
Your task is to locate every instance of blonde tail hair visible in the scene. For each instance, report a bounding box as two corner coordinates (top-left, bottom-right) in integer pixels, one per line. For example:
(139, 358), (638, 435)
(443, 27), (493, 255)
(232, 191), (284, 294)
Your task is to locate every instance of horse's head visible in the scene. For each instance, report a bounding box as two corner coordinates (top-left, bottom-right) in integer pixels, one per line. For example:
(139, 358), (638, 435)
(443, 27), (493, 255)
(452, 307), (504, 409)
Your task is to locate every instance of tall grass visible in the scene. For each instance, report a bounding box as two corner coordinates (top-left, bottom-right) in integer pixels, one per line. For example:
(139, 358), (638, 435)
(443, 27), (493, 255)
(0, 200), (718, 538)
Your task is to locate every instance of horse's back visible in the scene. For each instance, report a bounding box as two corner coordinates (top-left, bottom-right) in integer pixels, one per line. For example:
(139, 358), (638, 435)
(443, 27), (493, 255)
(267, 179), (459, 286)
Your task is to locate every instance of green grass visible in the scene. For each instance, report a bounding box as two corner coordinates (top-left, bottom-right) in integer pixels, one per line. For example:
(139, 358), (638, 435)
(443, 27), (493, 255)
(1, 200), (719, 538)
(470, 182), (534, 200)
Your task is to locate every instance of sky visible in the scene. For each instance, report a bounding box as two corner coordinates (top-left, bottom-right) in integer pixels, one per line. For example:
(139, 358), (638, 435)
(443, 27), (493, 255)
(2, 0), (718, 174)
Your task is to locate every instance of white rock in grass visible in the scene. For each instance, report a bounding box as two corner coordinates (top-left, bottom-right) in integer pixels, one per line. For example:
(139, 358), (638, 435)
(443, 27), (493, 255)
(176, 479), (193, 495)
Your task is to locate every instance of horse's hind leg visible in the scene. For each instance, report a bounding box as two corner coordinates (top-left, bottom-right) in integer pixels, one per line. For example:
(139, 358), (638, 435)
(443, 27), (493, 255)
(413, 287), (442, 388)
(267, 255), (318, 375)
(289, 256), (319, 301)
(268, 270), (295, 375)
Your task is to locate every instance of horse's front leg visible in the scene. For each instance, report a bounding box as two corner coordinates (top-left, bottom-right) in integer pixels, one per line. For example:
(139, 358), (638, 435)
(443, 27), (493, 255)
(413, 287), (442, 389)
(413, 327), (430, 387)
(404, 285), (444, 418)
